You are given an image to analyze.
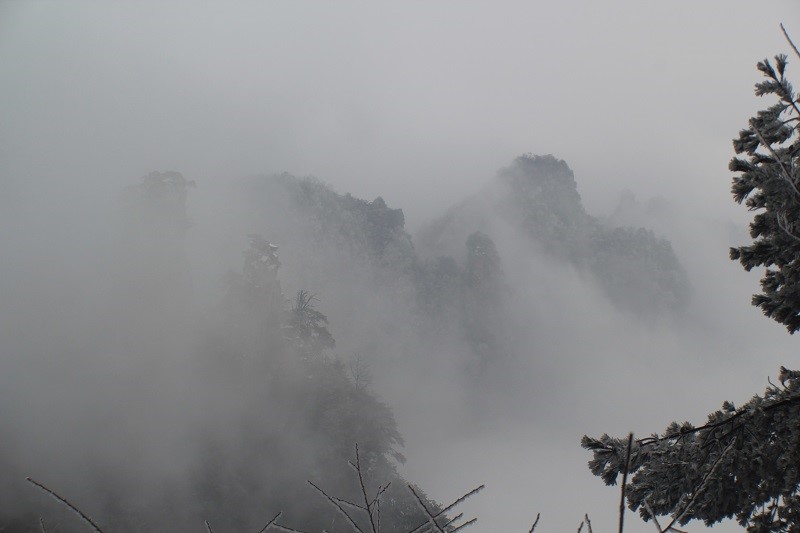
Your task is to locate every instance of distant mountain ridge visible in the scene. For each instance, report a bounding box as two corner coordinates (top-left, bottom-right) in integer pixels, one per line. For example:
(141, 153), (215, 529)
(416, 154), (690, 316)
(242, 154), (688, 330)
(243, 173), (416, 282)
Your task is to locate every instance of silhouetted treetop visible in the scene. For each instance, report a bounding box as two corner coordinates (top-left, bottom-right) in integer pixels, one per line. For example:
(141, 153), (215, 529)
(730, 53), (800, 333)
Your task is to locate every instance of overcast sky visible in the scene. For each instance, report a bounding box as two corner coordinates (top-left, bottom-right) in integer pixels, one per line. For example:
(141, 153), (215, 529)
(2, 1), (798, 226)
(3, 2), (800, 531)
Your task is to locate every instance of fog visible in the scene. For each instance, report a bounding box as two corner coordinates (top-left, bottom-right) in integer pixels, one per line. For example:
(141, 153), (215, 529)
(2, 2), (799, 532)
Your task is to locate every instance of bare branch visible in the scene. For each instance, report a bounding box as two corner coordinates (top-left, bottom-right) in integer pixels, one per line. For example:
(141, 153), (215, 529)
(408, 484), (446, 533)
(529, 513), (540, 532)
(353, 444), (378, 533)
(39, 517), (47, 533)
(406, 485), (484, 533)
(619, 433), (634, 533)
(584, 514), (593, 533)
(442, 512), (465, 529)
(781, 23), (800, 61)
(270, 524), (311, 533)
(257, 511), (283, 533)
(333, 496), (367, 511)
(370, 482), (391, 510)
(437, 485), (484, 517)
(308, 480), (365, 533)
(577, 521), (584, 533)
(26, 477), (104, 533)
(375, 497), (381, 533)
(205, 520), (215, 533)
(449, 518), (477, 532)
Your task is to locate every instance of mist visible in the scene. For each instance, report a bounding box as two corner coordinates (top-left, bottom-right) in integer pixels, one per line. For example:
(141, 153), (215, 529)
(2, 2), (800, 532)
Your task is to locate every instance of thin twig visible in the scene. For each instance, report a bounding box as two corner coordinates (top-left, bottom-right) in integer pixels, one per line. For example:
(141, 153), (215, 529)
(308, 480), (365, 533)
(270, 524), (310, 533)
(442, 512), (464, 529)
(39, 517), (48, 533)
(205, 520), (215, 533)
(577, 521), (584, 533)
(26, 477), (104, 533)
(619, 433), (634, 533)
(408, 484), (446, 533)
(782, 23), (800, 61)
(369, 482), (391, 510)
(437, 485), (484, 516)
(449, 518), (477, 532)
(353, 444), (378, 533)
(529, 513), (540, 532)
(258, 511), (283, 533)
(375, 497), (381, 533)
(332, 495), (367, 511)
(584, 513), (593, 533)
(406, 485), (484, 533)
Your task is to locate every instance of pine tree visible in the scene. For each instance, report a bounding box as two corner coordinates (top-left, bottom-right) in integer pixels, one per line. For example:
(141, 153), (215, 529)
(730, 44), (800, 332)
(583, 36), (800, 533)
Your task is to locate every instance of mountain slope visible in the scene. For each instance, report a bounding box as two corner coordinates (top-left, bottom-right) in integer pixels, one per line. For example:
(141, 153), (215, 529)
(417, 154), (690, 316)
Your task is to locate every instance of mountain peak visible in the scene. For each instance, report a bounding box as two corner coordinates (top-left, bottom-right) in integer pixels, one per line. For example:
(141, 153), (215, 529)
(417, 154), (690, 316)
(498, 154), (582, 208)
(502, 154), (574, 182)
